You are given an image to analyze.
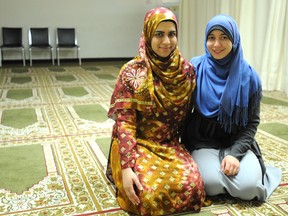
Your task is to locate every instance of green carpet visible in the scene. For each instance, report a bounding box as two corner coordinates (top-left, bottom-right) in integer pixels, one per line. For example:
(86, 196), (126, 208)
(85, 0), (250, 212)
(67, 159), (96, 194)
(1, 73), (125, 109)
(62, 87), (88, 97)
(0, 63), (287, 216)
(0, 145), (46, 194)
(11, 68), (29, 73)
(95, 137), (111, 158)
(55, 75), (76, 82)
(73, 104), (109, 122)
(259, 96), (288, 140)
(95, 74), (116, 80)
(11, 76), (32, 84)
(259, 123), (288, 141)
(6, 89), (33, 100)
(262, 96), (288, 107)
(1, 108), (37, 128)
(81, 66), (101, 71)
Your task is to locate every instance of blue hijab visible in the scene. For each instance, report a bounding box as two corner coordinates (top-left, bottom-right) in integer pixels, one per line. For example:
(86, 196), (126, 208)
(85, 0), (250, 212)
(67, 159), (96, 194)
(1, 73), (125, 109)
(191, 14), (262, 132)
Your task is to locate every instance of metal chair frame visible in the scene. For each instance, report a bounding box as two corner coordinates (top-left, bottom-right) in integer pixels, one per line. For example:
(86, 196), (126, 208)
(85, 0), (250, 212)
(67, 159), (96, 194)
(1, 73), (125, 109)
(56, 28), (81, 66)
(28, 27), (54, 66)
(0, 27), (26, 67)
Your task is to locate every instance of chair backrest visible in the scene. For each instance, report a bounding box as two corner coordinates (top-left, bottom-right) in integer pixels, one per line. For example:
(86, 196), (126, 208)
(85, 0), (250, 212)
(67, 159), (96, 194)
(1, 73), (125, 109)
(2, 27), (23, 47)
(29, 28), (50, 46)
(56, 28), (77, 47)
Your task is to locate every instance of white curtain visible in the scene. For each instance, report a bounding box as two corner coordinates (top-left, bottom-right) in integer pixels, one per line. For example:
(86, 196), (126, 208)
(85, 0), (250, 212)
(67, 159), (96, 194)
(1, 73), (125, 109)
(178, 0), (288, 95)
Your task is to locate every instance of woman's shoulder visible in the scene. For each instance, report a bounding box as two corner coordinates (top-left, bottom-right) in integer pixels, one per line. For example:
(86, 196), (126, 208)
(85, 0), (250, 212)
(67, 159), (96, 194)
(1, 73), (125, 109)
(183, 60), (196, 80)
(120, 58), (147, 77)
(118, 58), (148, 94)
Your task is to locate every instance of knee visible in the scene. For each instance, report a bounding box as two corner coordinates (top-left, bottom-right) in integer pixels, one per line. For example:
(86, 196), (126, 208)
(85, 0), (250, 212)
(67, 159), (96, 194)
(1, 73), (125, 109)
(203, 175), (225, 196)
(234, 180), (263, 200)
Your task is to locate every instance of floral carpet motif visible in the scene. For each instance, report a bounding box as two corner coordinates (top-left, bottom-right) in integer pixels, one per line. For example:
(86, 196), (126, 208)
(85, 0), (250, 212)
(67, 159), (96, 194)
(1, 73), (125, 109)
(0, 63), (287, 216)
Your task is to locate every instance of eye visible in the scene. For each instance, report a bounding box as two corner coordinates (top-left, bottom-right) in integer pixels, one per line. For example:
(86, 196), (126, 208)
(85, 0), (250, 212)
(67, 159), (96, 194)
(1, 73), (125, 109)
(168, 31), (177, 38)
(154, 32), (164, 38)
(207, 35), (215, 41)
(221, 35), (229, 40)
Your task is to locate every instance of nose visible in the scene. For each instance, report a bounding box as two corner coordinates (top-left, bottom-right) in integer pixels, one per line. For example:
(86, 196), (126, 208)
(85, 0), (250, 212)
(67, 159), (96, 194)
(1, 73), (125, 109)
(214, 39), (221, 47)
(162, 35), (170, 44)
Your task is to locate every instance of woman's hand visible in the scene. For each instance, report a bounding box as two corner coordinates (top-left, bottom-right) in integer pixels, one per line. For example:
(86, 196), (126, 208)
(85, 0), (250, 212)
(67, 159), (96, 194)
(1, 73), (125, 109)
(122, 168), (143, 205)
(221, 155), (240, 176)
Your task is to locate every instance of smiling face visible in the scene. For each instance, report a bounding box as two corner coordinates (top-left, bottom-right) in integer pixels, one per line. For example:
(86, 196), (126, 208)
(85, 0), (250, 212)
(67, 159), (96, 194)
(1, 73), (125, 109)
(206, 29), (232, 60)
(151, 21), (177, 58)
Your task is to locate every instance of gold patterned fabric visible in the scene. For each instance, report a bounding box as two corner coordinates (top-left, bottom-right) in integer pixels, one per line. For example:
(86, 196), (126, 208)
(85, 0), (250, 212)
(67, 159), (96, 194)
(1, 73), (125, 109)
(106, 7), (205, 215)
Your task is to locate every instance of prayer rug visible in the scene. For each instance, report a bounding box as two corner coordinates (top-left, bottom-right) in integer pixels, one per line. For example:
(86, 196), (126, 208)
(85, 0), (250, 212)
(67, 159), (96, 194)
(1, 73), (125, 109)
(0, 62), (287, 216)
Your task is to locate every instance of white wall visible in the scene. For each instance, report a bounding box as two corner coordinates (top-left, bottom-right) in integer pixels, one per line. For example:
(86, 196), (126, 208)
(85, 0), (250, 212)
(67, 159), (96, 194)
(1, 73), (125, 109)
(0, 0), (164, 60)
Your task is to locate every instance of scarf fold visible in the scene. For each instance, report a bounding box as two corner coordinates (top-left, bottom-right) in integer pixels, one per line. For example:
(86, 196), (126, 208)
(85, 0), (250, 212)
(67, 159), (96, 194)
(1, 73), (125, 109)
(191, 14), (262, 132)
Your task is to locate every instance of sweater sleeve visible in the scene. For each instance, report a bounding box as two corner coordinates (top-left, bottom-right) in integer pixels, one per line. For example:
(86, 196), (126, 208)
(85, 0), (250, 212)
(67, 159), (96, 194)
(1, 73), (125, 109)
(115, 108), (137, 169)
(226, 101), (260, 160)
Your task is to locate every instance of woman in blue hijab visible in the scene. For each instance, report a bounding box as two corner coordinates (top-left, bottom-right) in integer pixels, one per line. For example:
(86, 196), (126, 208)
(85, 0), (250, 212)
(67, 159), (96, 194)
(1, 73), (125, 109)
(183, 14), (281, 201)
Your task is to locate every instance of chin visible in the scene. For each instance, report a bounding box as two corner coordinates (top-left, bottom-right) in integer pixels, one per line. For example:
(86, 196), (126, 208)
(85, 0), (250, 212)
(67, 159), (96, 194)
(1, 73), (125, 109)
(212, 55), (224, 60)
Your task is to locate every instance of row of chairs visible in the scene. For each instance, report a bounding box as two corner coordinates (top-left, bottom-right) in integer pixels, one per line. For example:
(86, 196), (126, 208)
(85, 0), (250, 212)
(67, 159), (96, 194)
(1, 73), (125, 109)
(0, 27), (81, 67)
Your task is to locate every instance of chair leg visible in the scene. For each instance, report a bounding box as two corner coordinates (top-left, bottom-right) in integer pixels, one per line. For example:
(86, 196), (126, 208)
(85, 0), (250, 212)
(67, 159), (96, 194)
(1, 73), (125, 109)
(22, 48), (26, 67)
(29, 49), (32, 66)
(78, 48), (81, 66)
(51, 48), (54, 65)
(57, 49), (60, 66)
(0, 49), (2, 67)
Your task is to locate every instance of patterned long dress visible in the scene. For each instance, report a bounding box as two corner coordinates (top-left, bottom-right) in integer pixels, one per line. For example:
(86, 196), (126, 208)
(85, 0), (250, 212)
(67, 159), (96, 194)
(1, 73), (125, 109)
(106, 60), (205, 215)
(106, 7), (205, 216)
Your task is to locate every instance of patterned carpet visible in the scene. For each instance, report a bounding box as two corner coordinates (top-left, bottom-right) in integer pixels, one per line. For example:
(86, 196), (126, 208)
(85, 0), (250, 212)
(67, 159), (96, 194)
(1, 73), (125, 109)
(0, 62), (287, 216)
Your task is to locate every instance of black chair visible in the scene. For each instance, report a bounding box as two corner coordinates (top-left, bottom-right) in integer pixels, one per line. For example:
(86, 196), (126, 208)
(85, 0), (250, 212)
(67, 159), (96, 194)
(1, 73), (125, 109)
(56, 28), (81, 66)
(0, 27), (26, 67)
(28, 27), (54, 66)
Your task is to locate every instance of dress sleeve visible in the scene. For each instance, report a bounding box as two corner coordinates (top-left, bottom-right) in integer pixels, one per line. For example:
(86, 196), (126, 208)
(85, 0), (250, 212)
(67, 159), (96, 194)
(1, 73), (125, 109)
(227, 100), (260, 160)
(115, 108), (137, 169)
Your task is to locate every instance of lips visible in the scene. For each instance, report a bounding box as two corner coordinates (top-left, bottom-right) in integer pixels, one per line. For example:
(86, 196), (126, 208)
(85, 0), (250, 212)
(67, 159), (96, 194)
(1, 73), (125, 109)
(213, 50), (223, 54)
(161, 47), (171, 50)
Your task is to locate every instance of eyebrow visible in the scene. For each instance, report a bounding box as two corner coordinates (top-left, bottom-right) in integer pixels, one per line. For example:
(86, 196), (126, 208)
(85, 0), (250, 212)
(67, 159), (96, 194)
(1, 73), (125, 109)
(154, 30), (176, 33)
(208, 32), (227, 36)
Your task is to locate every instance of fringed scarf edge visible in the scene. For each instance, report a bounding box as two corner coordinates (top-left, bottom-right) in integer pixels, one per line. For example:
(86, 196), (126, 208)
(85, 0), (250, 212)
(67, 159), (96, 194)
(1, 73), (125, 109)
(218, 87), (262, 133)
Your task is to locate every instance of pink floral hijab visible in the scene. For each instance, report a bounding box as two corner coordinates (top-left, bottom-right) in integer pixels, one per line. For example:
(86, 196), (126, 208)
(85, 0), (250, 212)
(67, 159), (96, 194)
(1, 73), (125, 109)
(108, 7), (194, 119)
